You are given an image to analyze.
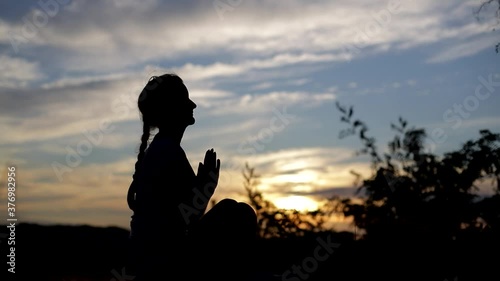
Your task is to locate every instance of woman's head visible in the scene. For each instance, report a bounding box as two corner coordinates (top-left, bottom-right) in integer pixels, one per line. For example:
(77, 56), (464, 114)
(138, 73), (197, 129)
(128, 73), (197, 210)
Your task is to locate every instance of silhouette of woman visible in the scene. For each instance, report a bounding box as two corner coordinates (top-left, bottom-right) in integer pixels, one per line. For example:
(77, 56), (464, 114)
(126, 74), (258, 281)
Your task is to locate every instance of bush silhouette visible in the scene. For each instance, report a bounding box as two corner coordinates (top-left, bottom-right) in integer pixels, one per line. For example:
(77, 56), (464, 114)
(332, 102), (500, 243)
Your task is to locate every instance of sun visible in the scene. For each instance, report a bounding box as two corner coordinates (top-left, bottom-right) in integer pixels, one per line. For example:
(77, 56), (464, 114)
(272, 196), (319, 212)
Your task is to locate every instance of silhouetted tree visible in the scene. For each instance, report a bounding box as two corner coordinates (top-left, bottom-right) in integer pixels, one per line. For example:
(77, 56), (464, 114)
(475, 0), (500, 53)
(333, 102), (500, 242)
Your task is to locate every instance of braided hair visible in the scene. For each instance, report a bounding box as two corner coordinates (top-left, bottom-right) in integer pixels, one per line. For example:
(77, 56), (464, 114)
(127, 74), (184, 211)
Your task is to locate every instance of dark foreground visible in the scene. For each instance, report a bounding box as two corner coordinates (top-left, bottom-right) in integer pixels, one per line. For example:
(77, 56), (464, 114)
(1, 223), (498, 281)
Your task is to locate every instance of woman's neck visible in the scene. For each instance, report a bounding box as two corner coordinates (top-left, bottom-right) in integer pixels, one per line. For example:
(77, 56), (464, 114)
(157, 126), (186, 145)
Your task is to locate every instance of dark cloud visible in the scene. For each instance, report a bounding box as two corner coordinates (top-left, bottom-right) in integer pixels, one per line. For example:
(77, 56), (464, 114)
(17, 193), (76, 203)
(0, 1), (39, 22)
(290, 186), (358, 200)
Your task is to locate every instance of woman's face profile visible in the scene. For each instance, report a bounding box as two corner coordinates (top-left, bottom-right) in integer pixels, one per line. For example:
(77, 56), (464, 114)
(181, 84), (197, 126)
(163, 82), (197, 127)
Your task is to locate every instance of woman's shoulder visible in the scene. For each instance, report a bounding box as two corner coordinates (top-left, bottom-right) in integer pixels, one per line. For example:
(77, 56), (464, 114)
(151, 137), (177, 150)
(144, 134), (184, 162)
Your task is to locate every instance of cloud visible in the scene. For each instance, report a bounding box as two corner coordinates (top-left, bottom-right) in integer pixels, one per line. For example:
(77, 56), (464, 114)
(0, 63), (335, 146)
(0, 55), (42, 88)
(459, 116), (500, 129)
(0, 157), (137, 224)
(39, 72), (132, 89)
(1, 0), (491, 74)
(224, 146), (371, 195)
(156, 53), (346, 84)
(182, 118), (265, 144)
(0, 78), (137, 144)
(0, 66), (185, 145)
(204, 91), (336, 116)
(426, 35), (499, 63)
(251, 82), (274, 90)
(407, 79), (417, 86)
(0, 145), (370, 229)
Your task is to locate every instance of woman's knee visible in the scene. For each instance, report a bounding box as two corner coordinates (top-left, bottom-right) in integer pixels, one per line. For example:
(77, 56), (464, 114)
(216, 199), (256, 216)
(235, 202), (257, 221)
(209, 199), (257, 227)
(217, 198), (238, 207)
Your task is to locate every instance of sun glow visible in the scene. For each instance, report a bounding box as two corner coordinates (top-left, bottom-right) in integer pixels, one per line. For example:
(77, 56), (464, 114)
(272, 195), (319, 212)
(268, 170), (319, 184)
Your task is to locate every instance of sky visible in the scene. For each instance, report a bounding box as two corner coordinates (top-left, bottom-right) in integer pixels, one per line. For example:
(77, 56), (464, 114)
(0, 0), (499, 232)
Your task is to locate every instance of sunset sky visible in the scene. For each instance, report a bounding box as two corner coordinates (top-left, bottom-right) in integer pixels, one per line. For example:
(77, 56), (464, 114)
(0, 0), (499, 231)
